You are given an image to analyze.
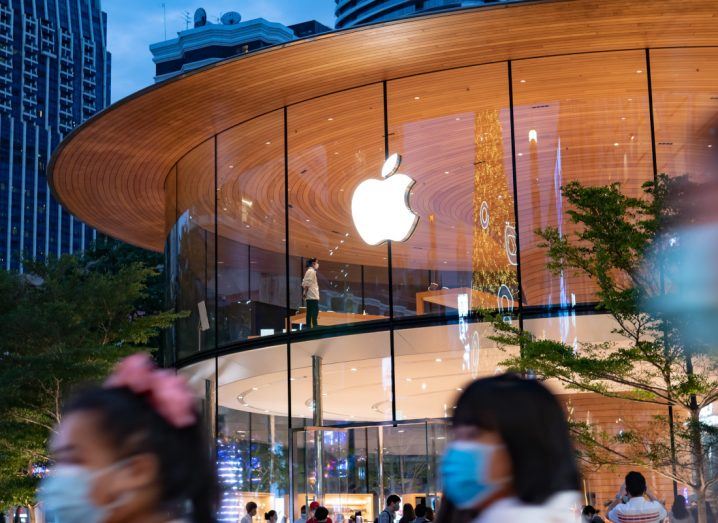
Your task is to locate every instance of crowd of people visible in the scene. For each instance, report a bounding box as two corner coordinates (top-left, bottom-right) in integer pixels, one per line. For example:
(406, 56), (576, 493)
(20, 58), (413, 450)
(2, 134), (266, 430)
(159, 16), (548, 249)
(36, 354), (715, 523)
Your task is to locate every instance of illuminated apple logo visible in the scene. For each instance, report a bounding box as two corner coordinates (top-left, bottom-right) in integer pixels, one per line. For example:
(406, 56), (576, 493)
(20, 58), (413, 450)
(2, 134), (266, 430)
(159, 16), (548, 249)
(351, 153), (419, 246)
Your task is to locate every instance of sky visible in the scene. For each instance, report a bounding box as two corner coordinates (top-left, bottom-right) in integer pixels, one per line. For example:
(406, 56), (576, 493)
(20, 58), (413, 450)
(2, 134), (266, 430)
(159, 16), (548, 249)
(103, 0), (335, 102)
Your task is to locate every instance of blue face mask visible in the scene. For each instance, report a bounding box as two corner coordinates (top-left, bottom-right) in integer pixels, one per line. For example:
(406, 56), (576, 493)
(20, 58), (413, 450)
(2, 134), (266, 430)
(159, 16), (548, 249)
(440, 441), (510, 510)
(40, 462), (126, 523)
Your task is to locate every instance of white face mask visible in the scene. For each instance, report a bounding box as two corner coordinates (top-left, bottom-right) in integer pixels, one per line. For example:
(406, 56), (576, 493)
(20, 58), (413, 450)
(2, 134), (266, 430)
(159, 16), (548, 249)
(40, 461), (129, 523)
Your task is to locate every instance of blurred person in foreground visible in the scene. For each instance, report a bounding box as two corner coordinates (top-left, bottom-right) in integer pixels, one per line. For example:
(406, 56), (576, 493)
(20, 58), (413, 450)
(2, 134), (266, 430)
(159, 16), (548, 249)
(670, 495), (693, 523)
(437, 374), (581, 523)
(39, 353), (217, 523)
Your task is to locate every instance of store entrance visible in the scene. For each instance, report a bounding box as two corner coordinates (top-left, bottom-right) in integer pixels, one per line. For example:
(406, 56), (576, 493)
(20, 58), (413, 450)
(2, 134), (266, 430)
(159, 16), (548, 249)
(291, 421), (448, 523)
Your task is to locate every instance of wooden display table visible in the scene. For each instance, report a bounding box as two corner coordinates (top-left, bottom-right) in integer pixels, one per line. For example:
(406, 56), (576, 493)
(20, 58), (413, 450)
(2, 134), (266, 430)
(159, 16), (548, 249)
(415, 286), (518, 314)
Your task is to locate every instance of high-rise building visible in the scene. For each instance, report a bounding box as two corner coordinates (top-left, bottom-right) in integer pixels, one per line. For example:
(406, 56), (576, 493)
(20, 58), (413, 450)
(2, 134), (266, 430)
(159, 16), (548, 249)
(0, 0), (110, 271)
(150, 9), (331, 83)
(335, 0), (523, 28)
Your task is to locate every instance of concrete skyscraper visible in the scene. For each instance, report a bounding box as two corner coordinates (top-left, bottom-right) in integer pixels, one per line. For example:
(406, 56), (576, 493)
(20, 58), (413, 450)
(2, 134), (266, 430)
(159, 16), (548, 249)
(0, 0), (111, 270)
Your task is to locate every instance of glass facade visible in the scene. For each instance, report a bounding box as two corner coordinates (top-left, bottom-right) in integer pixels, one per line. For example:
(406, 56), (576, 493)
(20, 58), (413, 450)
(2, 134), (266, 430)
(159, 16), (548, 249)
(164, 47), (718, 522)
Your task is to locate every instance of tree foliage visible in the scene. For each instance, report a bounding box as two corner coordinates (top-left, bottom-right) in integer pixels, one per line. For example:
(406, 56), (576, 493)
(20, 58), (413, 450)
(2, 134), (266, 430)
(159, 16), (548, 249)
(491, 175), (718, 522)
(0, 245), (184, 510)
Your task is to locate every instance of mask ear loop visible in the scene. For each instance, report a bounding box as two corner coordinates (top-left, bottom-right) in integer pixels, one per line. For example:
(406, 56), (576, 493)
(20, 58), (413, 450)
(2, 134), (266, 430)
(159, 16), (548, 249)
(91, 458), (137, 519)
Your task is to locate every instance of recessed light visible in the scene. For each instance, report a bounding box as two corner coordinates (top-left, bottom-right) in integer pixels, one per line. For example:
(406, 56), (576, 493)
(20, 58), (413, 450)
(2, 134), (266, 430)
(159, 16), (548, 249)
(435, 358), (443, 362)
(620, 117), (626, 121)
(709, 144), (713, 148)
(613, 142), (619, 147)
(350, 367), (357, 372)
(414, 96), (420, 100)
(444, 171), (449, 174)
(305, 219), (310, 222)
(519, 79), (526, 83)
(265, 141), (271, 145)
(229, 165), (234, 169)
(517, 152), (523, 157)
(327, 117), (334, 121)
(397, 430), (405, 433)
(405, 377), (412, 382)
(455, 117), (461, 121)
(636, 70), (642, 74)
(252, 387), (258, 391)
(456, 388), (463, 391)
(421, 383), (427, 390)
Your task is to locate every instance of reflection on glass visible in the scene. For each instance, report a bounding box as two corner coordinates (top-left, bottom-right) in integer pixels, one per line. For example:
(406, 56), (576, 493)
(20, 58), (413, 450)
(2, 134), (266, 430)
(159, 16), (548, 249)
(176, 139), (216, 357)
(288, 84), (389, 330)
(164, 166), (178, 366)
(217, 111), (287, 345)
(513, 50), (653, 306)
(290, 331), (392, 424)
(218, 346), (290, 523)
(651, 48), (718, 183)
(387, 63), (517, 317)
(394, 322), (518, 420)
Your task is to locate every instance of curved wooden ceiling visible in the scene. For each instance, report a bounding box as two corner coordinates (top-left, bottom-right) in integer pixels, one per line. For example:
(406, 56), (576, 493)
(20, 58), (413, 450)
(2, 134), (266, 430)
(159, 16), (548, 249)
(48, 0), (718, 253)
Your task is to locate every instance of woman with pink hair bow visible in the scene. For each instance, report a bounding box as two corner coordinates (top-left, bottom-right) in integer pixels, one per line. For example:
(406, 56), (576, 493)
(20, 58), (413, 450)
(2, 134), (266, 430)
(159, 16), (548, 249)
(39, 353), (217, 523)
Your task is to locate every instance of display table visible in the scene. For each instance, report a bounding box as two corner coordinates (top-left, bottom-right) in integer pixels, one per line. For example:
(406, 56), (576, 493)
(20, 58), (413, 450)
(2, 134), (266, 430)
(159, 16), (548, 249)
(289, 310), (386, 328)
(415, 287), (518, 314)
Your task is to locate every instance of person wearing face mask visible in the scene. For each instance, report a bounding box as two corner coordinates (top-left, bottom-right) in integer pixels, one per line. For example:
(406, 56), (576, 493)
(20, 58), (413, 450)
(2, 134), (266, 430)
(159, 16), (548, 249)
(438, 373), (581, 523)
(39, 353), (217, 523)
(302, 258), (320, 329)
(379, 496), (401, 523)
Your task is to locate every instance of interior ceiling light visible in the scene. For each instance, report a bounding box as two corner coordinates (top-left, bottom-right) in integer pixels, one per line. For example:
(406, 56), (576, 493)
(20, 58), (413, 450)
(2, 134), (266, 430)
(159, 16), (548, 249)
(528, 129), (538, 143)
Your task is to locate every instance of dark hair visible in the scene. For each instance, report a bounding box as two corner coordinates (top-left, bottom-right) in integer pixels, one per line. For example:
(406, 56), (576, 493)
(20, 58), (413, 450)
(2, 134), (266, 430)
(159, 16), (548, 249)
(439, 374), (580, 523)
(424, 507), (434, 521)
(63, 386), (217, 523)
(300, 506), (307, 515)
(400, 504), (415, 521)
(306, 258), (318, 267)
(247, 502), (258, 513)
(387, 495), (401, 506)
(315, 507), (329, 522)
(625, 471), (647, 497)
(672, 496), (689, 519)
(415, 505), (427, 518)
(265, 511), (277, 521)
(582, 506), (598, 516)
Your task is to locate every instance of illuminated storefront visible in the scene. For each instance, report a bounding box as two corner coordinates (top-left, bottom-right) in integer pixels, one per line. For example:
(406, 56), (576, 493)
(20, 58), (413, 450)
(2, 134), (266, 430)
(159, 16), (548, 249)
(49, 0), (718, 521)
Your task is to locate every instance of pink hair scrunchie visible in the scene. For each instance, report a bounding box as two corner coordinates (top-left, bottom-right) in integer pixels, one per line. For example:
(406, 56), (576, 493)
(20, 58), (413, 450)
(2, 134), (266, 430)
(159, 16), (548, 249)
(104, 353), (198, 428)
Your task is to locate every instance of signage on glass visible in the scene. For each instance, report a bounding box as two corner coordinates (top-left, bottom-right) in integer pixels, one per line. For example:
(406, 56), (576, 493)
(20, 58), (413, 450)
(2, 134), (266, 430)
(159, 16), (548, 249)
(351, 153), (419, 246)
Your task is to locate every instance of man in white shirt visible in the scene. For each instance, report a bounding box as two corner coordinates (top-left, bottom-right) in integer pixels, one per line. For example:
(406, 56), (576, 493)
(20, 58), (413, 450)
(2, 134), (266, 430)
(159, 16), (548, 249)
(302, 258), (320, 329)
(241, 502), (258, 523)
(607, 471), (667, 523)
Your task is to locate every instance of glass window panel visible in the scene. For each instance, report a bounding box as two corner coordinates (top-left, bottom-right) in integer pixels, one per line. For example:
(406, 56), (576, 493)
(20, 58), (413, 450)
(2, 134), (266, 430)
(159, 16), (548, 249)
(164, 165), (178, 367)
(287, 84), (389, 330)
(388, 63), (517, 317)
(523, 313), (674, 511)
(176, 139), (217, 357)
(290, 331), (392, 424)
(218, 345), (290, 523)
(512, 50), (653, 306)
(394, 321), (519, 421)
(217, 111), (286, 346)
(652, 47), (718, 183)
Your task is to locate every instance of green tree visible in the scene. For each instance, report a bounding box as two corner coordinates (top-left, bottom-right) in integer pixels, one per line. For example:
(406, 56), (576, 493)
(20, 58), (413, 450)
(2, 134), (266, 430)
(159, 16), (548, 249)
(0, 251), (184, 519)
(491, 175), (718, 523)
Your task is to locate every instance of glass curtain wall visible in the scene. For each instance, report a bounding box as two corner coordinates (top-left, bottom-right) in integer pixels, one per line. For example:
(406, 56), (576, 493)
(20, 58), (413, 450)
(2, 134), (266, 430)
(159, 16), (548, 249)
(165, 46), (718, 519)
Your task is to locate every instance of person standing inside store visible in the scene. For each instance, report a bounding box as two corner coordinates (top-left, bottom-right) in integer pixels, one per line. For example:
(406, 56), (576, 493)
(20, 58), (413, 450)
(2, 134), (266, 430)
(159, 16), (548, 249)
(379, 496), (402, 523)
(437, 373), (581, 523)
(302, 258), (320, 329)
(242, 502), (258, 523)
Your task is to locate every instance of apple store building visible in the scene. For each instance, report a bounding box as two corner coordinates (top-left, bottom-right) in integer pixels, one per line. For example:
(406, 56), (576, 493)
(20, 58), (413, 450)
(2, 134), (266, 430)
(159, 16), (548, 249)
(49, 0), (718, 521)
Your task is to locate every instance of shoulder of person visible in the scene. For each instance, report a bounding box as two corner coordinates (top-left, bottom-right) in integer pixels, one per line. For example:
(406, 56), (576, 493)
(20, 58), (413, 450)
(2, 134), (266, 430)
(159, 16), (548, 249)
(475, 491), (582, 523)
